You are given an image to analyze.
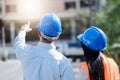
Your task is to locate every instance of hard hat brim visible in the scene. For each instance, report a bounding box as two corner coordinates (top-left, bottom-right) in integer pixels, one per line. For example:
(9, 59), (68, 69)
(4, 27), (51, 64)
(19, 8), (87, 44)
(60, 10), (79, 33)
(77, 34), (83, 42)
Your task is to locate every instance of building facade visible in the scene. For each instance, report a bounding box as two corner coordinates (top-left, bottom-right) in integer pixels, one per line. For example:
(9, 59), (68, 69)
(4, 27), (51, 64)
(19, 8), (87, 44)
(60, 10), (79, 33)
(0, 0), (106, 44)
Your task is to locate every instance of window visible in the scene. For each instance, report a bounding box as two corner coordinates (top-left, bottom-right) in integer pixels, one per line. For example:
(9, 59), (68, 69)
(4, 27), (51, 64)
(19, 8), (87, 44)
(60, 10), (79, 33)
(65, 2), (76, 10)
(80, 0), (95, 8)
(6, 5), (17, 13)
(61, 20), (71, 39)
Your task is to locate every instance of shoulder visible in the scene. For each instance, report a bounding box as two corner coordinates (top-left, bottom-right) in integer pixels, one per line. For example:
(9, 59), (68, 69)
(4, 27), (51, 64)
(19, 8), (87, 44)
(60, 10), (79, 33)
(106, 57), (118, 68)
(17, 45), (37, 59)
(102, 54), (120, 79)
(24, 45), (37, 53)
(102, 54), (116, 65)
(50, 49), (65, 61)
(102, 54), (119, 70)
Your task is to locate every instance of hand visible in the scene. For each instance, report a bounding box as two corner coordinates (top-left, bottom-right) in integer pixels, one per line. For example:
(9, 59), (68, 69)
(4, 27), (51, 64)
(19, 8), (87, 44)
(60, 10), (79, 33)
(21, 22), (32, 32)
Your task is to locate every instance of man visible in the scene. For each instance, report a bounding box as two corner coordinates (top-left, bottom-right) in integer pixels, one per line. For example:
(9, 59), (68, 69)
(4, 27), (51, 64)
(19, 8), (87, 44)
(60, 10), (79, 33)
(77, 26), (120, 80)
(14, 13), (75, 80)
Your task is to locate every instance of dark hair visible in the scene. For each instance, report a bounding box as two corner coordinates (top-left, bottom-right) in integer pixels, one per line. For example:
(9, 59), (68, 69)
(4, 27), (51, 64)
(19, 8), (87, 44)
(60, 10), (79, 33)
(81, 42), (105, 80)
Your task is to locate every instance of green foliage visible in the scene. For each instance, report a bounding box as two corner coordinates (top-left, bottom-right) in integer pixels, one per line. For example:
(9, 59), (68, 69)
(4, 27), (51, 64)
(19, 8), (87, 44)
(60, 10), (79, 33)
(105, 1), (120, 45)
(94, 0), (120, 46)
(93, 0), (120, 66)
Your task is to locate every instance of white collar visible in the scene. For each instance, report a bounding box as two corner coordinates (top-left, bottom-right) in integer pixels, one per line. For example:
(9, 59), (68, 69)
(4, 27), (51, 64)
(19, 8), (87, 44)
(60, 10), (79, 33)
(37, 41), (56, 49)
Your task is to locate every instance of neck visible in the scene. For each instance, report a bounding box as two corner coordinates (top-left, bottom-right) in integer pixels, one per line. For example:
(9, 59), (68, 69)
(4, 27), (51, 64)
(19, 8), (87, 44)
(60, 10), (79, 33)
(40, 37), (54, 44)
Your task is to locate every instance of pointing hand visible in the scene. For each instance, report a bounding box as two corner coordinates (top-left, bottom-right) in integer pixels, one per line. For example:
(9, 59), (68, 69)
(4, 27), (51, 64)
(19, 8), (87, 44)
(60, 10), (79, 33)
(21, 22), (32, 32)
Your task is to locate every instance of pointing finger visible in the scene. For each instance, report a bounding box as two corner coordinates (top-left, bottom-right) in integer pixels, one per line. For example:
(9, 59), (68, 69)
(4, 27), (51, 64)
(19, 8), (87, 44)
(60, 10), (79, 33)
(28, 21), (30, 26)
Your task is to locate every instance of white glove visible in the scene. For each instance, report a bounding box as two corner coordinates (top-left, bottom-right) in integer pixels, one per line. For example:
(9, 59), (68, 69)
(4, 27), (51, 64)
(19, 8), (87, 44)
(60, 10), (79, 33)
(21, 22), (32, 32)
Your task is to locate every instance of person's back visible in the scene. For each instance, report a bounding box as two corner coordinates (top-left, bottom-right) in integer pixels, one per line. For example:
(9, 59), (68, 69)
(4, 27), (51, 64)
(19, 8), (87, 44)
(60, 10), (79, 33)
(15, 41), (74, 80)
(79, 53), (120, 80)
(14, 13), (75, 80)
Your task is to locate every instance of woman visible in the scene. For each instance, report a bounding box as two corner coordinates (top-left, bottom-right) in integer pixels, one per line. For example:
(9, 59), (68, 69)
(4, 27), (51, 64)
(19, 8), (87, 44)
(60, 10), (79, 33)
(77, 26), (120, 80)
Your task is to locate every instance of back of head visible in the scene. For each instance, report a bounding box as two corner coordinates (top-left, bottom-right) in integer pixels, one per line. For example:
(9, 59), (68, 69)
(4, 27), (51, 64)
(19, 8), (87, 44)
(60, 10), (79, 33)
(77, 26), (107, 51)
(37, 13), (62, 41)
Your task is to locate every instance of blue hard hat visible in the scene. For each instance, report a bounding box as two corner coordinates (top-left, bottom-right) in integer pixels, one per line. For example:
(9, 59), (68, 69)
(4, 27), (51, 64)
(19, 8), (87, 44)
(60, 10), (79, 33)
(77, 26), (107, 51)
(37, 13), (62, 37)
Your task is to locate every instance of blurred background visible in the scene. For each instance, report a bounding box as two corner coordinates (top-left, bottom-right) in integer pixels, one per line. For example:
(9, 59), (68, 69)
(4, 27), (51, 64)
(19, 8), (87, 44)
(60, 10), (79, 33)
(0, 0), (120, 80)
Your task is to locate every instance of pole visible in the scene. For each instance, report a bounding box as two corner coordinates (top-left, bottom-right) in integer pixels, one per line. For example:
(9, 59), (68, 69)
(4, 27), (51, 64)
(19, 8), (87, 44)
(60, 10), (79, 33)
(75, 0), (80, 11)
(10, 22), (15, 45)
(2, 26), (7, 61)
(70, 19), (76, 42)
(2, 26), (5, 53)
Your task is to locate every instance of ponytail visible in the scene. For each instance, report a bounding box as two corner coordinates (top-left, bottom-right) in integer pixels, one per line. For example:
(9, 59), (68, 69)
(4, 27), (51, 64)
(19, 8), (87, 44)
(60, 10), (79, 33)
(88, 56), (105, 80)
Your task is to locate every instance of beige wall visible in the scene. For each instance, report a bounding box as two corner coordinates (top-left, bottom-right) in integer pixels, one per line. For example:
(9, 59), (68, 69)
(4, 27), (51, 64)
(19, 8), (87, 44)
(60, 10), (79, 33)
(4, 0), (65, 13)
(37, 0), (65, 13)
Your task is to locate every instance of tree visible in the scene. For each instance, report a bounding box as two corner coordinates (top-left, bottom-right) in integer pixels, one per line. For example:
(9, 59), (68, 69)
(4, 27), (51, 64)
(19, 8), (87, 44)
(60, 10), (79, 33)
(93, 0), (120, 67)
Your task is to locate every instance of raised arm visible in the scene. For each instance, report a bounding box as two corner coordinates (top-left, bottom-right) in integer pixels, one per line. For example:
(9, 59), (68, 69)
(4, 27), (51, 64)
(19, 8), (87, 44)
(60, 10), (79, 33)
(13, 22), (32, 59)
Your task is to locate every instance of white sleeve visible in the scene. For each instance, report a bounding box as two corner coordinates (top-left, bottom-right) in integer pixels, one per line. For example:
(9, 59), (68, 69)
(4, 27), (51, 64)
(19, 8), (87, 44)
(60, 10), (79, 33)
(13, 30), (33, 59)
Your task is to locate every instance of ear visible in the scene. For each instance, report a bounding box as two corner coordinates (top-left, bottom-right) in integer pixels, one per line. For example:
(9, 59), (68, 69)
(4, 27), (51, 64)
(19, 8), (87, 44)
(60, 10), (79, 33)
(56, 35), (60, 40)
(38, 31), (41, 38)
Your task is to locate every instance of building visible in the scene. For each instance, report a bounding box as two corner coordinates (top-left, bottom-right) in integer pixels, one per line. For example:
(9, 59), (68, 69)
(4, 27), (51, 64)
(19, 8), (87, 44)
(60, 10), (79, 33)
(0, 0), (106, 60)
(0, 0), (106, 44)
